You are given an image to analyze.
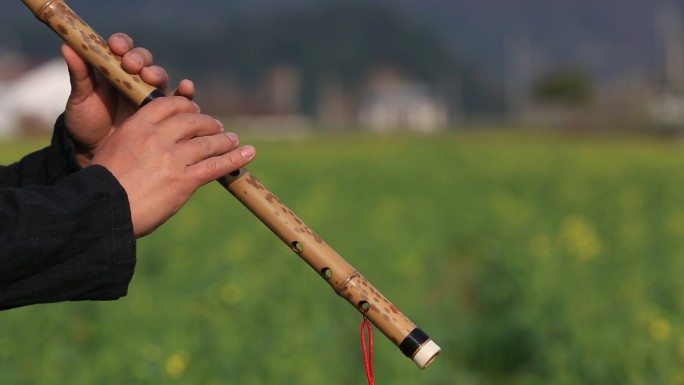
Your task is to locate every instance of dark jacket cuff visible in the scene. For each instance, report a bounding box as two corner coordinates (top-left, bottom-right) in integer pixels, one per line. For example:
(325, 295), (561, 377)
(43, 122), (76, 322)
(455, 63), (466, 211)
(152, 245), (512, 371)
(46, 113), (81, 184)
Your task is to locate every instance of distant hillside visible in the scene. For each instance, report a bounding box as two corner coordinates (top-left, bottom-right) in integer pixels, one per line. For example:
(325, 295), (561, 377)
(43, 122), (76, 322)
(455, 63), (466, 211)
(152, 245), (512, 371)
(3, 0), (683, 118)
(4, 0), (677, 80)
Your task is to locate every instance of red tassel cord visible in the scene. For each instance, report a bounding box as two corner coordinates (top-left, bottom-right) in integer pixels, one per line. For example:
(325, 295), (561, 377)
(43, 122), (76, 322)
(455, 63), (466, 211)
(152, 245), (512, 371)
(361, 318), (375, 385)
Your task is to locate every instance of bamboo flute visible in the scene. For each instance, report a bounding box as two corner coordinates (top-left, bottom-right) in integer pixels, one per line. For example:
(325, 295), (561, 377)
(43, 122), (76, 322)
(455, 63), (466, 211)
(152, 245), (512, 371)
(21, 0), (441, 369)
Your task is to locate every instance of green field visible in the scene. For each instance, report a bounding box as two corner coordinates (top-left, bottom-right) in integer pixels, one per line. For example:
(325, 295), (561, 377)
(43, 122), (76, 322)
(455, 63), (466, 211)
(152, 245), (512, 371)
(2, 130), (684, 385)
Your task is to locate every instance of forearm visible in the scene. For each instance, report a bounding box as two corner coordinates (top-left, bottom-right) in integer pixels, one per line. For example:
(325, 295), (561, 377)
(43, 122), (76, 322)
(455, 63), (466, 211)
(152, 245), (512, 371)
(0, 115), (136, 310)
(0, 165), (136, 310)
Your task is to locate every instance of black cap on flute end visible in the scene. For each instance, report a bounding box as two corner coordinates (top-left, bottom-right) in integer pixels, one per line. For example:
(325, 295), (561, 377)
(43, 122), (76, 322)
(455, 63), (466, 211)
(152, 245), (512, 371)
(140, 89), (166, 107)
(399, 328), (441, 368)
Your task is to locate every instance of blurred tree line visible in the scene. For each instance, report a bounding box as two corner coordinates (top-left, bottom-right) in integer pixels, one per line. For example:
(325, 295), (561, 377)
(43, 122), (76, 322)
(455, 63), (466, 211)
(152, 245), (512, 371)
(531, 67), (593, 107)
(132, 1), (505, 120)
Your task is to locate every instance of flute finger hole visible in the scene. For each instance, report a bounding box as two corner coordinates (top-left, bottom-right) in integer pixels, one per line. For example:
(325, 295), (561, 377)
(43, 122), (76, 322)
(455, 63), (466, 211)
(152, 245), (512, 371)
(358, 300), (371, 313)
(291, 241), (303, 253)
(321, 267), (332, 280)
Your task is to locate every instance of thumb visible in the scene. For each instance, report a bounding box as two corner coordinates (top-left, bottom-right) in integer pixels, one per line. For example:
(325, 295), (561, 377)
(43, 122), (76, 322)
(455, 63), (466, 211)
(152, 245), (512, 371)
(61, 43), (96, 104)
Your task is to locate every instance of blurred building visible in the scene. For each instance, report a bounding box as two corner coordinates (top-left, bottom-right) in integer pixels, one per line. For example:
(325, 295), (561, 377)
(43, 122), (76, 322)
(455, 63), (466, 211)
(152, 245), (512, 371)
(0, 55), (69, 136)
(648, 2), (684, 125)
(210, 64), (449, 133)
(358, 83), (448, 133)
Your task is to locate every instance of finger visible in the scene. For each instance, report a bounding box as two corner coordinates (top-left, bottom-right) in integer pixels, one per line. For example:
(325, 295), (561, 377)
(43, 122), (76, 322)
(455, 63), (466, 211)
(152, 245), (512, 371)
(140, 65), (169, 91)
(61, 44), (96, 102)
(180, 132), (240, 166)
(137, 96), (201, 124)
(121, 47), (154, 74)
(163, 113), (224, 142)
(186, 145), (256, 186)
(108, 33), (134, 56)
(171, 79), (196, 100)
(62, 44), (89, 76)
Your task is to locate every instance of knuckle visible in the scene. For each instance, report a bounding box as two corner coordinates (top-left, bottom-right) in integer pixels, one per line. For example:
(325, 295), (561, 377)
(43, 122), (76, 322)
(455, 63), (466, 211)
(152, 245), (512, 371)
(190, 113), (211, 130)
(194, 157), (223, 183)
(149, 95), (175, 109)
(206, 158), (221, 174)
(196, 136), (213, 152)
(158, 96), (193, 112)
(226, 150), (244, 169)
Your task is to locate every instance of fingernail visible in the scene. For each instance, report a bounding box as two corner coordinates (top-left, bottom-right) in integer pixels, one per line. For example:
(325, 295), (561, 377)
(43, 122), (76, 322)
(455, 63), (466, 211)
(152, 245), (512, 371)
(241, 146), (256, 160)
(192, 102), (201, 112)
(215, 119), (224, 131)
(226, 132), (239, 144)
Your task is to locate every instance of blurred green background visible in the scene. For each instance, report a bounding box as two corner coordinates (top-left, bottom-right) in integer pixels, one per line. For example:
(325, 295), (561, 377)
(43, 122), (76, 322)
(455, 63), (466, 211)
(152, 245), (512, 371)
(4, 1), (684, 383)
(3, 130), (684, 384)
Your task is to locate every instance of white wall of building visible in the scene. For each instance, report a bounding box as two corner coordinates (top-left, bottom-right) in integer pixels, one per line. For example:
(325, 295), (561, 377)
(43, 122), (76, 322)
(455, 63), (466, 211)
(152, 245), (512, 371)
(0, 58), (70, 137)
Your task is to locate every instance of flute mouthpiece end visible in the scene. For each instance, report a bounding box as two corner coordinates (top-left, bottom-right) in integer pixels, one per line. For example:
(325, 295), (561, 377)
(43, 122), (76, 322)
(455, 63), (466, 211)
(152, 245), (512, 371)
(412, 340), (441, 369)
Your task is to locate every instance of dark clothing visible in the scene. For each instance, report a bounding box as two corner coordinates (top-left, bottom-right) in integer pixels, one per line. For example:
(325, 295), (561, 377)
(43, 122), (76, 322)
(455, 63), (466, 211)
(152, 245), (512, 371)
(0, 115), (136, 310)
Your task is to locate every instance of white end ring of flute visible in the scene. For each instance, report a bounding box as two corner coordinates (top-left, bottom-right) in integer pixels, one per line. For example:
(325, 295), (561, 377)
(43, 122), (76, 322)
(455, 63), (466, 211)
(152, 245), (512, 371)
(412, 340), (441, 369)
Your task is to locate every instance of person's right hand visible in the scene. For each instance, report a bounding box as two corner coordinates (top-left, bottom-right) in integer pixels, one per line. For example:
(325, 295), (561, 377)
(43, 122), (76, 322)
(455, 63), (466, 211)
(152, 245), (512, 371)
(90, 96), (256, 237)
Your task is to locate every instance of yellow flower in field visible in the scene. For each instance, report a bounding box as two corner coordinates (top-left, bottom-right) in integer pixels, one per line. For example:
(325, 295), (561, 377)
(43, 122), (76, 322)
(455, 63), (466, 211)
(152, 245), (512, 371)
(557, 216), (602, 261)
(166, 351), (190, 378)
(220, 284), (243, 305)
(649, 318), (670, 341)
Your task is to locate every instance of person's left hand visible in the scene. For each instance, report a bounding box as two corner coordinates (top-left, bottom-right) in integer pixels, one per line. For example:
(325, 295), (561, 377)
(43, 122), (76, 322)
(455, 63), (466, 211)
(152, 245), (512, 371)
(62, 32), (194, 167)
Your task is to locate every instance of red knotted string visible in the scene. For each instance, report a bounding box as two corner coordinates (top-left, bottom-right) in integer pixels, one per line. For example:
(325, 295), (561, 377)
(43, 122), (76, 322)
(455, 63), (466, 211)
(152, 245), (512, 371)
(361, 317), (375, 385)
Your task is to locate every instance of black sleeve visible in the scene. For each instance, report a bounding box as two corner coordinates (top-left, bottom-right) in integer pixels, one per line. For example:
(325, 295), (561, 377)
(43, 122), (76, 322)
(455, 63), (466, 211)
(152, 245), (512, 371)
(0, 115), (136, 310)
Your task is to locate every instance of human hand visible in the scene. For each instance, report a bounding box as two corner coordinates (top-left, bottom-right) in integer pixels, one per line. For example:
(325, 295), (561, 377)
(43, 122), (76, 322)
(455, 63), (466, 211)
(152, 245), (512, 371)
(62, 32), (194, 167)
(90, 96), (256, 237)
